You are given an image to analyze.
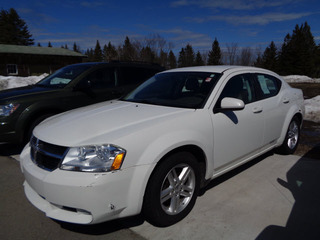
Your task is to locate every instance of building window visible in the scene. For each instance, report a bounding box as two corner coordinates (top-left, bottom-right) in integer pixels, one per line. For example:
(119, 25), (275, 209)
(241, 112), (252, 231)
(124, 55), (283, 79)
(7, 64), (18, 75)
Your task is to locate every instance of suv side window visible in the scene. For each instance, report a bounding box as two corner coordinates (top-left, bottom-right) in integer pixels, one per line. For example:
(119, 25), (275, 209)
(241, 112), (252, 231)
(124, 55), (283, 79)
(218, 74), (256, 106)
(85, 68), (116, 89)
(119, 66), (157, 86)
(255, 74), (281, 99)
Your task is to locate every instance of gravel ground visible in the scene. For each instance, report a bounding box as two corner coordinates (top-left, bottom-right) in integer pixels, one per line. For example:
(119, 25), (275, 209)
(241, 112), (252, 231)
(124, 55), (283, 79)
(295, 120), (320, 160)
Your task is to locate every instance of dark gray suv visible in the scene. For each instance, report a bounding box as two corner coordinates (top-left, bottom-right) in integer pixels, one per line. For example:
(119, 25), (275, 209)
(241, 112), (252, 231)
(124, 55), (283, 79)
(0, 62), (164, 144)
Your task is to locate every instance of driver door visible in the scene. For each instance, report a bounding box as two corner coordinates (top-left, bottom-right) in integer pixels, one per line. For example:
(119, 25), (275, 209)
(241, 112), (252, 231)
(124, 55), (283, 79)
(211, 73), (264, 171)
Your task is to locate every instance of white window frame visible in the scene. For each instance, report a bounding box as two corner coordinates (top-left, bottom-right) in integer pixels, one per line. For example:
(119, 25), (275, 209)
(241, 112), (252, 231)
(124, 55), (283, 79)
(7, 64), (18, 75)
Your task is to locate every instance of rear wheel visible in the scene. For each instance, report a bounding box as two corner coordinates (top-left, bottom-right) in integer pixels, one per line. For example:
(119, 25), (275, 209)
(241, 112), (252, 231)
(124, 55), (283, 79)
(278, 117), (300, 154)
(143, 152), (200, 227)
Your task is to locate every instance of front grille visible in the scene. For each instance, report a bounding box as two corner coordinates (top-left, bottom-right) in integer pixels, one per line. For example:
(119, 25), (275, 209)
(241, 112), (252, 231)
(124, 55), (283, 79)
(30, 136), (68, 171)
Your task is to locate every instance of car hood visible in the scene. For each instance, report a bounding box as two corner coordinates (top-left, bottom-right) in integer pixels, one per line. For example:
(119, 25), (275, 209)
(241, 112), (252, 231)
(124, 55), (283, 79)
(0, 85), (59, 101)
(34, 100), (192, 146)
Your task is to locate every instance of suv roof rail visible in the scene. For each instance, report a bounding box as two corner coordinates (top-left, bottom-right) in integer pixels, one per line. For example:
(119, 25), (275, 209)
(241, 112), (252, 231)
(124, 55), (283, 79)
(108, 60), (163, 66)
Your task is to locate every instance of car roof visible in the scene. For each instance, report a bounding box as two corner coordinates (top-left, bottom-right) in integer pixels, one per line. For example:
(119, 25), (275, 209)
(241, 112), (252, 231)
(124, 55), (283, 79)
(161, 65), (277, 75)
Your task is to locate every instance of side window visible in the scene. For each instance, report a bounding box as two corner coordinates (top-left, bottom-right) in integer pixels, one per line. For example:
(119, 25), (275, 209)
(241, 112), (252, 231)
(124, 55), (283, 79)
(218, 74), (255, 105)
(255, 74), (281, 99)
(85, 68), (115, 89)
(119, 67), (142, 86)
(119, 67), (157, 86)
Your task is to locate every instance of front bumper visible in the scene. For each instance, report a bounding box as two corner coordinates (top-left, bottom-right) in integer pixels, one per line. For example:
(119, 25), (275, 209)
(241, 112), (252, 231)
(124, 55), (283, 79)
(20, 144), (154, 224)
(0, 121), (20, 144)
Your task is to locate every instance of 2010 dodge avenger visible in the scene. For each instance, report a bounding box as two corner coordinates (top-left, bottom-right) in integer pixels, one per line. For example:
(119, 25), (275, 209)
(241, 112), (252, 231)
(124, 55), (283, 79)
(20, 66), (304, 227)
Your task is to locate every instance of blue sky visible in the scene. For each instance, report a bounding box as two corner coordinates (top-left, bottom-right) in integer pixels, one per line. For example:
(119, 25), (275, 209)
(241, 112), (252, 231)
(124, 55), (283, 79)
(2, 0), (320, 54)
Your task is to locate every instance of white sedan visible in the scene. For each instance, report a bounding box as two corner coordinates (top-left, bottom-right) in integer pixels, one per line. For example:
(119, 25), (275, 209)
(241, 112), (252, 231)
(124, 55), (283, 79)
(20, 66), (304, 227)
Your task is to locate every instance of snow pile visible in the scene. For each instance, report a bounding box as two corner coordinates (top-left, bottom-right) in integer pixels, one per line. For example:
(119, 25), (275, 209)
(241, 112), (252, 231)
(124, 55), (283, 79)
(0, 74), (48, 90)
(304, 96), (320, 123)
(283, 75), (320, 83)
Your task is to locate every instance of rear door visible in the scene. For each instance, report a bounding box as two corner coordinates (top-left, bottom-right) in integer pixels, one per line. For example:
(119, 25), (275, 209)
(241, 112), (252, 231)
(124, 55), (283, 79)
(253, 73), (287, 146)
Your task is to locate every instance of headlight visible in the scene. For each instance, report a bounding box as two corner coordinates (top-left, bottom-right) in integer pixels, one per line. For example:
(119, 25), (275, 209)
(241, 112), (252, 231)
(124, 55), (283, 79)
(60, 144), (126, 172)
(0, 103), (20, 116)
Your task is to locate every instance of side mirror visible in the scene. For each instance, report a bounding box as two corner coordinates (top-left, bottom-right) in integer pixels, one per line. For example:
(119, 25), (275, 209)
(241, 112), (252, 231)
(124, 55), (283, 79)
(215, 97), (245, 112)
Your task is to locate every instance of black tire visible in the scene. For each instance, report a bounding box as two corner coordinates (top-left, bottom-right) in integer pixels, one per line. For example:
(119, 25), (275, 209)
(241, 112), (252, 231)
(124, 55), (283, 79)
(278, 117), (300, 155)
(143, 152), (200, 227)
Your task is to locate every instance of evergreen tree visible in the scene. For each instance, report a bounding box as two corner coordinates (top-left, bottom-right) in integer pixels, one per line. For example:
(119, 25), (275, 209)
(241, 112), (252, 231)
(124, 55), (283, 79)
(140, 46), (156, 63)
(93, 40), (103, 62)
(195, 51), (205, 66)
(278, 22), (317, 76)
(85, 48), (94, 61)
(73, 42), (81, 53)
(103, 42), (118, 62)
(178, 48), (187, 67)
(256, 41), (278, 71)
(102, 44), (108, 62)
(184, 44), (195, 66)
(207, 38), (222, 65)
(0, 8), (34, 45)
(168, 50), (177, 69)
(121, 36), (137, 61)
(316, 44), (320, 77)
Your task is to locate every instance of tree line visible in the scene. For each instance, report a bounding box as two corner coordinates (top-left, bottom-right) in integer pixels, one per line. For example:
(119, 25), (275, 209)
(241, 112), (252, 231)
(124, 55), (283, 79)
(1, 8), (320, 76)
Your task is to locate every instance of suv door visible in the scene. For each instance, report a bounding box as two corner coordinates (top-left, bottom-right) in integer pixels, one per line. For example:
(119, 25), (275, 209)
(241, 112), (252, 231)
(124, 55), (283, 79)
(211, 73), (264, 170)
(75, 67), (119, 105)
(118, 66), (157, 94)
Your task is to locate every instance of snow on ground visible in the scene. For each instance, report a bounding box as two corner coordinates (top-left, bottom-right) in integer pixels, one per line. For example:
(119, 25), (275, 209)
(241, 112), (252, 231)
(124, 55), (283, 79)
(304, 96), (320, 123)
(0, 74), (319, 123)
(283, 75), (320, 83)
(0, 74), (47, 90)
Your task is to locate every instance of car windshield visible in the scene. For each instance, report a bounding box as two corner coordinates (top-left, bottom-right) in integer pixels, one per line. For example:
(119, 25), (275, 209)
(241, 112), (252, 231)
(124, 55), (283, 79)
(36, 65), (92, 88)
(122, 71), (221, 109)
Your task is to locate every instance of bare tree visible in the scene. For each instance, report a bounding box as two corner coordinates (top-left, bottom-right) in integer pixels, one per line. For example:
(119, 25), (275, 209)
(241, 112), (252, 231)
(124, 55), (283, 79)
(225, 43), (238, 65)
(238, 47), (254, 66)
(201, 51), (209, 65)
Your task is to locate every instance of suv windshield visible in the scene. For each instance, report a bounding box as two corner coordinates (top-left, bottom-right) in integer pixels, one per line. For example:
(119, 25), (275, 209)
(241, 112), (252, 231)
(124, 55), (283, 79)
(123, 71), (221, 109)
(36, 65), (92, 88)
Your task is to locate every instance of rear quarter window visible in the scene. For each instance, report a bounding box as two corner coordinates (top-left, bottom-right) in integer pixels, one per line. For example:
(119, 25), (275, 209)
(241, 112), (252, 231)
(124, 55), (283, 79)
(255, 74), (282, 99)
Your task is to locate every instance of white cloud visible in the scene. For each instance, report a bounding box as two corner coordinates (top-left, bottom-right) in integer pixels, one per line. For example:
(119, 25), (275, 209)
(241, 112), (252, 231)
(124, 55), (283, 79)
(171, 0), (297, 10)
(160, 28), (213, 49)
(187, 12), (314, 25)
